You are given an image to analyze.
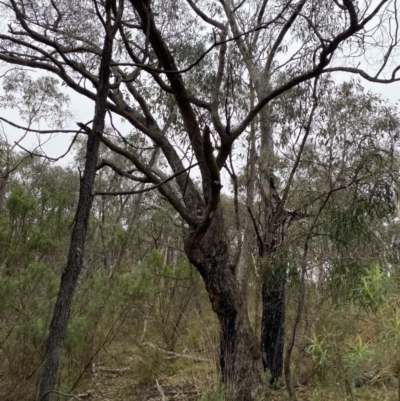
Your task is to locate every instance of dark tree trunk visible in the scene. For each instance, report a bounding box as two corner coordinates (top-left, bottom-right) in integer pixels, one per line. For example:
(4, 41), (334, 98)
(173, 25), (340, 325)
(0, 173), (7, 213)
(261, 277), (285, 384)
(37, 7), (116, 400)
(37, 111), (103, 401)
(185, 212), (262, 401)
(257, 176), (287, 384)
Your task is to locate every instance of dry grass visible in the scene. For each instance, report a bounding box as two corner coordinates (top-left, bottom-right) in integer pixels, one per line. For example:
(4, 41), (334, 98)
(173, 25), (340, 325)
(64, 337), (400, 401)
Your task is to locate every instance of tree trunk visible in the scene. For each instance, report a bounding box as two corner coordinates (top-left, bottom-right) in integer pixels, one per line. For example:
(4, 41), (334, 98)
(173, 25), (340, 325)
(37, 108), (104, 401)
(261, 277), (285, 384)
(256, 97), (287, 382)
(37, 7), (116, 400)
(0, 173), (7, 213)
(185, 211), (262, 401)
(236, 83), (257, 302)
(259, 198), (287, 384)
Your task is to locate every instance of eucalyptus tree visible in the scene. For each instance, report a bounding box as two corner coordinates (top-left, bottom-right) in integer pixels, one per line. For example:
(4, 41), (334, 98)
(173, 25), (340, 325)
(271, 79), (400, 399)
(284, 80), (400, 294)
(0, 69), (72, 212)
(216, 0), (400, 383)
(0, 159), (79, 401)
(0, 136), (21, 213)
(0, 0), (399, 399)
(0, 154), (78, 277)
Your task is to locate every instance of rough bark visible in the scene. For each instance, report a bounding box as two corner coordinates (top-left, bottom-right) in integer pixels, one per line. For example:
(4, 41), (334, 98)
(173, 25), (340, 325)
(260, 231), (286, 384)
(37, 4), (118, 400)
(257, 100), (287, 383)
(37, 109), (104, 401)
(0, 172), (7, 213)
(185, 210), (262, 401)
(261, 277), (286, 383)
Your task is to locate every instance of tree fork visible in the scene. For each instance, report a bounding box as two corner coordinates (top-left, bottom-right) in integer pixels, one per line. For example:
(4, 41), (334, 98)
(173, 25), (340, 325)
(185, 210), (262, 401)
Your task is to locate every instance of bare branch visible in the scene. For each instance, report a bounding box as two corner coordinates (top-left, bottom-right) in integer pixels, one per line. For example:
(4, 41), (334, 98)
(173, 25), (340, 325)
(0, 116), (79, 134)
(185, 0), (225, 30)
(98, 131), (196, 225)
(96, 158), (151, 182)
(323, 66), (400, 82)
(111, 13), (284, 75)
(15, 133), (79, 162)
(265, 0), (306, 75)
(94, 161), (201, 197)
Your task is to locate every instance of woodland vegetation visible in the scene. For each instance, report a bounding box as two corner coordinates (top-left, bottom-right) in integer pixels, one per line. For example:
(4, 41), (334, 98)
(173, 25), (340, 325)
(1, 0), (400, 400)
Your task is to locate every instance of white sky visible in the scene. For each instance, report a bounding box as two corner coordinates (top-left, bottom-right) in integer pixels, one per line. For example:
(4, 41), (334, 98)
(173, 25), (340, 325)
(362, 79), (400, 104)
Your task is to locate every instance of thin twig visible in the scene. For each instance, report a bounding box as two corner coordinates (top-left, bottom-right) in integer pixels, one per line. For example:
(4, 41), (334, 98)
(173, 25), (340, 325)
(113, 13), (284, 77)
(39, 390), (80, 400)
(0, 116), (78, 134)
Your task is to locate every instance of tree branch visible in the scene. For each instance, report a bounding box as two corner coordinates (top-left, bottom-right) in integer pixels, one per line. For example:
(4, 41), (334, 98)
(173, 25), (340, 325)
(185, 0), (225, 30)
(94, 161), (201, 196)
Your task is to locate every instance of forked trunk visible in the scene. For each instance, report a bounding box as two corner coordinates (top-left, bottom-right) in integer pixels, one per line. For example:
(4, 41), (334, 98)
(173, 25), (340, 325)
(185, 212), (262, 400)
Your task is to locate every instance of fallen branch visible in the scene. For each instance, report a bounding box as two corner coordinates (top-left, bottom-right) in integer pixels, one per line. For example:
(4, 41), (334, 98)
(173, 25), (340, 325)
(141, 342), (211, 363)
(156, 380), (166, 401)
(76, 391), (93, 399)
(39, 390), (93, 400)
(95, 367), (131, 375)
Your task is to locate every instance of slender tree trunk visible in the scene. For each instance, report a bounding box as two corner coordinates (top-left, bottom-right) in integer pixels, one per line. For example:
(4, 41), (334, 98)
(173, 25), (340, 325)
(37, 6), (117, 400)
(237, 83), (257, 302)
(253, 275), (262, 332)
(37, 112), (104, 401)
(0, 145), (12, 214)
(257, 100), (286, 383)
(284, 243), (309, 401)
(0, 173), (7, 213)
(185, 211), (262, 401)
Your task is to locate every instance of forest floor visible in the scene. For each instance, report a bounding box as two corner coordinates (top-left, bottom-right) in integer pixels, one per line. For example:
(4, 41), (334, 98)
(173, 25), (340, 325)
(75, 345), (399, 401)
(82, 343), (214, 401)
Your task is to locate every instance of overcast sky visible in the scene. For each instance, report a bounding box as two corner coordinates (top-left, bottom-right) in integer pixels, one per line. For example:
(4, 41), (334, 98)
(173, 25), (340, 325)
(1, 70), (397, 167)
(1, 14), (400, 168)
